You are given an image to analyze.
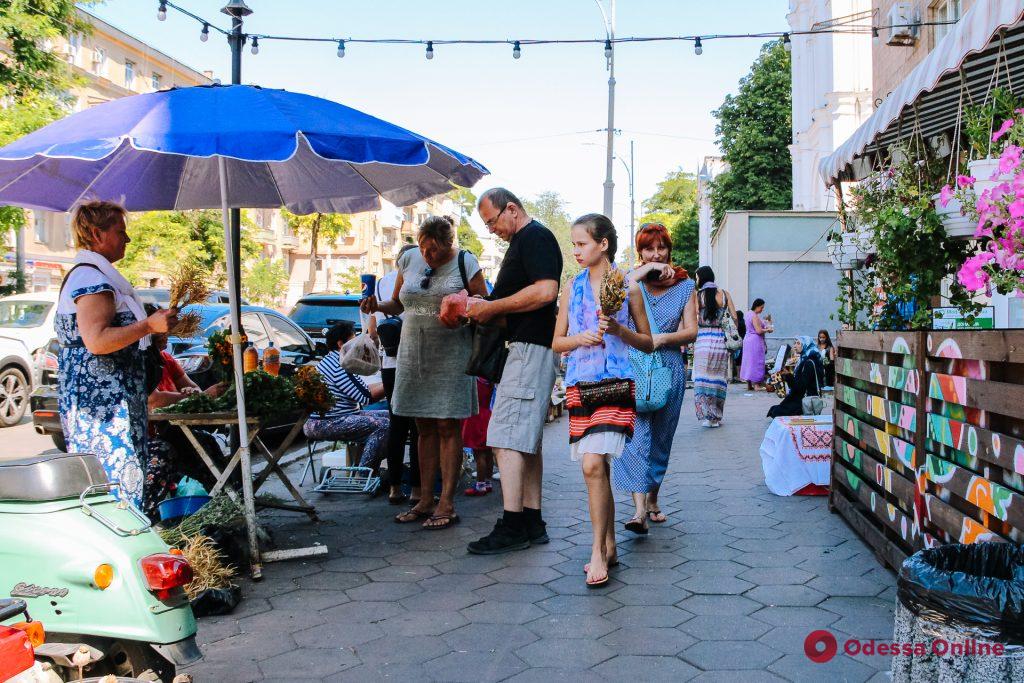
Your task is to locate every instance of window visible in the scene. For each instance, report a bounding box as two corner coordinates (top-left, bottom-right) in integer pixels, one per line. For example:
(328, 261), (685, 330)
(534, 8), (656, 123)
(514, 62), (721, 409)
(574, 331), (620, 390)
(933, 0), (961, 44)
(66, 33), (81, 65)
(124, 60), (135, 89)
(151, 72), (162, 91)
(32, 211), (47, 243)
(240, 312), (270, 349)
(264, 314), (312, 354)
(64, 214), (75, 247)
(91, 47), (107, 76)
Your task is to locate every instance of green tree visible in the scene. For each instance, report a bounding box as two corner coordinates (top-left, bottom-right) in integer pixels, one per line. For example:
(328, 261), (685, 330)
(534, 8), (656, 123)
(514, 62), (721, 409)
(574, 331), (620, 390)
(524, 191), (578, 282)
(120, 210), (259, 287)
(336, 266), (362, 294)
(281, 210), (351, 294)
(243, 256), (289, 307)
(709, 39), (792, 225)
(447, 186), (484, 257)
(457, 218), (483, 257)
(637, 168), (700, 272)
(0, 1), (90, 99)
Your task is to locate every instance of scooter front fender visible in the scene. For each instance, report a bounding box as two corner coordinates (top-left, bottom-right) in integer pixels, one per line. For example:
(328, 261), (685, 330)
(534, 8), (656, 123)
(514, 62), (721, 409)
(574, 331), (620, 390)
(0, 496), (196, 646)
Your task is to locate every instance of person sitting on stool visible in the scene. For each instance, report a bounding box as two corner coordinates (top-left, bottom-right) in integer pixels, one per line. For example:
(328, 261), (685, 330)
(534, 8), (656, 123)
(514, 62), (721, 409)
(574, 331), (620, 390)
(304, 321), (389, 470)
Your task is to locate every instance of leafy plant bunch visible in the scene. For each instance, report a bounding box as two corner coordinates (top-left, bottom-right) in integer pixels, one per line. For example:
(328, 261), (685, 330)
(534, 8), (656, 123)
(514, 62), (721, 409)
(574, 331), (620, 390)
(207, 330), (246, 383)
(962, 87), (1024, 159)
(845, 145), (977, 330)
(941, 132), (1024, 297)
(293, 365), (334, 415)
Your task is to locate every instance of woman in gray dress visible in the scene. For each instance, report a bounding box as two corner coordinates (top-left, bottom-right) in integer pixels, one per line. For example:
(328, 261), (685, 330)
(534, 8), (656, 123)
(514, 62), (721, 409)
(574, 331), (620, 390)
(362, 216), (488, 529)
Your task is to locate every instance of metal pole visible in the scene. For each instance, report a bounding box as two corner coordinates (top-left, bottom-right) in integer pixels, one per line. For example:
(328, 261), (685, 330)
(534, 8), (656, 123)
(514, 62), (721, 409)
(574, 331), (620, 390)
(229, 14), (243, 313)
(629, 140), (635, 267)
(602, 0), (616, 220)
(14, 222), (24, 292)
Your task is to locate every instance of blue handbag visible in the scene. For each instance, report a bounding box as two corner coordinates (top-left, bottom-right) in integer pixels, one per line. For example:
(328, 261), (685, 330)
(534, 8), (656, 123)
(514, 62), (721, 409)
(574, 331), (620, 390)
(632, 283), (672, 413)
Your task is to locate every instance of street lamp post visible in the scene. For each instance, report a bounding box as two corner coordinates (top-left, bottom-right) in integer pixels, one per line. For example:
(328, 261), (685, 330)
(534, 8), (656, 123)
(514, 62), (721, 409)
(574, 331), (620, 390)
(595, 0), (615, 221)
(617, 140), (635, 266)
(222, 0), (251, 309)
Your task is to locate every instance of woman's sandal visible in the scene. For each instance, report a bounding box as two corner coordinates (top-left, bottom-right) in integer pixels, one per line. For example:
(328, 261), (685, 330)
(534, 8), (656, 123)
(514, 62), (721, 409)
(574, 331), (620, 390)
(648, 509), (668, 524)
(583, 559), (619, 574)
(394, 508), (432, 524)
(625, 515), (649, 534)
(585, 570), (610, 588)
(422, 513), (460, 530)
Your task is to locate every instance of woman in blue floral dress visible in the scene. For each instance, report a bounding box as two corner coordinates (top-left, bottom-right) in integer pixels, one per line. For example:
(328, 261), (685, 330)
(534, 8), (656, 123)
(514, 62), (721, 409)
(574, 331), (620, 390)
(57, 201), (177, 510)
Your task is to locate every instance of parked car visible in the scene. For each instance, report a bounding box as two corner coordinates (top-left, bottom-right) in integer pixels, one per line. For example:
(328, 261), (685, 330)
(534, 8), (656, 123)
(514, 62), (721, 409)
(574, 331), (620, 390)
(0, 337), (33, 428)
(288, 293), (363, 347)
(136, 288), (247, 306)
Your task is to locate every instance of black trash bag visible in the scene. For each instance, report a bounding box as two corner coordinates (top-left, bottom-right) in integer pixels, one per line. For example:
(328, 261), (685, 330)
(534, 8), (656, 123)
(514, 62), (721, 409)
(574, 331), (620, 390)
(191, 585), (242, 617)
(897, 542), (1024, 645)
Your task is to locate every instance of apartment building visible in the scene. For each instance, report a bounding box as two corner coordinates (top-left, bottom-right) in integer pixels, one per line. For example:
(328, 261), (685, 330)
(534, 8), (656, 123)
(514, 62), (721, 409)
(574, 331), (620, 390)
(7, 9), (212, 291)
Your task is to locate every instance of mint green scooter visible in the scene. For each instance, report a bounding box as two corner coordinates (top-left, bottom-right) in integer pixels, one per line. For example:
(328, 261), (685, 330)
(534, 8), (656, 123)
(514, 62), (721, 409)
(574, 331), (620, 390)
(0, 453), (200, 681)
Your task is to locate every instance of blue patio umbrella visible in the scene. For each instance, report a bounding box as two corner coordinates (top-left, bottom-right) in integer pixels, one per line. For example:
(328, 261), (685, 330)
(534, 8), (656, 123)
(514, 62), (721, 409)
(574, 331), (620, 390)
(0, 84), (488, 572)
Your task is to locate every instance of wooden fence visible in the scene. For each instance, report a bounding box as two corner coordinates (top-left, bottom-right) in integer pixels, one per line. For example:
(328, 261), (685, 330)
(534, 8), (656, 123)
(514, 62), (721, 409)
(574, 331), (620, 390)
(831, 330), (1024, 572)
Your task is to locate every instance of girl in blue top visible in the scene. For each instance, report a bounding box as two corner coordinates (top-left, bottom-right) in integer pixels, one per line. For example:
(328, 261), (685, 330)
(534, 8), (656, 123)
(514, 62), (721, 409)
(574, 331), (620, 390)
(552, 213), (652, 588)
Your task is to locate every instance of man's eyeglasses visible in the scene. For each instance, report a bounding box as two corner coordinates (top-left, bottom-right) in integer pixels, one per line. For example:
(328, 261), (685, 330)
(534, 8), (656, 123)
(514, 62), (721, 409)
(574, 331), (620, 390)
(420, 266), (435, 290)
(484, 205), (508, 229)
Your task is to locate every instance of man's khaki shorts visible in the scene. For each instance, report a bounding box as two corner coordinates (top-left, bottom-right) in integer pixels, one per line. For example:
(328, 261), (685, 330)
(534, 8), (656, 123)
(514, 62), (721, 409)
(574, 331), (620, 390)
(487, 342), (557, 455)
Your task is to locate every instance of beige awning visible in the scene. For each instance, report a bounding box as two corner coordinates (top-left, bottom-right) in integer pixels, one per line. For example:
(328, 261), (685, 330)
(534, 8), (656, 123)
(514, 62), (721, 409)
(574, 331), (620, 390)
(821, 2), (1024, 185)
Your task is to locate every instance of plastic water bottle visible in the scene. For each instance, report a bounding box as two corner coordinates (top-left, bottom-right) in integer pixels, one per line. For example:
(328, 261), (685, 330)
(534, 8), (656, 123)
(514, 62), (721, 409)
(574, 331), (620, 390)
(263, 341), (281, 376)
(243, 342), (258, 373)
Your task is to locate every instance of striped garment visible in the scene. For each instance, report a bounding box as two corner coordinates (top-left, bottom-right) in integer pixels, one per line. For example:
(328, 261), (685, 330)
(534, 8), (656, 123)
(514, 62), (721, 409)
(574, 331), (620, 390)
(566, 382), (636, 443)
(693, 327), (729, 422)
(317, 350), (372, 419)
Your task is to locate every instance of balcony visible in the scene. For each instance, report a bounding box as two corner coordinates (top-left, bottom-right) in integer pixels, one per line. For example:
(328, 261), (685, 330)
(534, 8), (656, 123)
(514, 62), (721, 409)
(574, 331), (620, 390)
(280, 235), (300, 251)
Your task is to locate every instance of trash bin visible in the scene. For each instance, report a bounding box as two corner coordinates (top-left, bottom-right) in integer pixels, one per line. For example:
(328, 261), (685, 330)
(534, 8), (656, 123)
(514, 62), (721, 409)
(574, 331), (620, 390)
(892, 543), (1024, 682)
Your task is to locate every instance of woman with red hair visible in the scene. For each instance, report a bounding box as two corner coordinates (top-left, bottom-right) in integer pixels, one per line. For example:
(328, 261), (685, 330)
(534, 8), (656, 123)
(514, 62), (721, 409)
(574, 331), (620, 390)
(613, 223), (698, 530)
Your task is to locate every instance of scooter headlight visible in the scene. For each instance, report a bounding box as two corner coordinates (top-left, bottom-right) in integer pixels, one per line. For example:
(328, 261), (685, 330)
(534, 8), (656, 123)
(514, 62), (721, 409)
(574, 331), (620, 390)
(93, 563), (114, 590)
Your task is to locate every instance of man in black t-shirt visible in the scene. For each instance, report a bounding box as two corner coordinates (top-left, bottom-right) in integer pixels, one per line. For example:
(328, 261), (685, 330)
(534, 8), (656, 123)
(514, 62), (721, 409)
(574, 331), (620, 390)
(467, 187), (562, 555)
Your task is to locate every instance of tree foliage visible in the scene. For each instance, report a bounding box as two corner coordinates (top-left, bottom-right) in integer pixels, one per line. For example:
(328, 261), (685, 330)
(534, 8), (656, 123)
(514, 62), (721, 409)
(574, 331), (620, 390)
(709, 39), (792, 225)
(447, 187), (483, 257)
(243, 256), (289, 307)
(336, 266), (362, 294)
(119, 210), (259, 287)
(524, 191), (578, 282)
(281, 210), (351, 294)
(0, 0), (90, 99)
(637, 168), (700, 273)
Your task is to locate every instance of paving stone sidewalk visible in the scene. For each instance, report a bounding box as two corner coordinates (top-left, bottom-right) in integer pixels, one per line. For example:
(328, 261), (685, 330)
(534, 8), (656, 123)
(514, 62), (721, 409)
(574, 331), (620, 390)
(185, 386), (898, 682)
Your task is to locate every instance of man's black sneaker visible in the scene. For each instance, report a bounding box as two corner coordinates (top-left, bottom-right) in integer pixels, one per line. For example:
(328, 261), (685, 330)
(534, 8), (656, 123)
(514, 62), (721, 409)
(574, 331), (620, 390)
(527, 519), (549, 545)
(467, 518), (530, 555)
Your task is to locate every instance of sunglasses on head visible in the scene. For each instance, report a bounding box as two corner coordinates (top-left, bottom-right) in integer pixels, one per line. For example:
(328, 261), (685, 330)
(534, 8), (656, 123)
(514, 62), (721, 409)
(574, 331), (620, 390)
(420, 266), (435, 289)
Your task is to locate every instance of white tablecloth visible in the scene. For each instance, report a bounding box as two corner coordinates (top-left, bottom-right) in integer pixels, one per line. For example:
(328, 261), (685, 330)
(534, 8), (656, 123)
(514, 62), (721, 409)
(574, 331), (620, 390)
(759, 415), (833, 496)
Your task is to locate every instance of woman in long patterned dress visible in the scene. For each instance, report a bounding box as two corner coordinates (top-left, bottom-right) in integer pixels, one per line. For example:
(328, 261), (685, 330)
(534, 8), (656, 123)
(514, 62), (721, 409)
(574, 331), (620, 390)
(362, 216), (489, 530)
(552, 213), (652, 588)
(692, 266), (737, 428)
(739, 298), (771, 390)
(57, 201), (177, 510)
(614, 223), (697, 530)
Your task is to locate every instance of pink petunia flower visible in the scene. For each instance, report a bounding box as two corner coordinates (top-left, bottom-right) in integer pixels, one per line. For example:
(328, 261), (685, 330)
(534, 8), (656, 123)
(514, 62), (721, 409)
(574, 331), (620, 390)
(993, 118), (1015, 142)
(956, 174), (976, 188)
(958, 253), (994, 291)
(1009, 199), (1024, 220)
(999, 145), (1023, 175)
(938, 184), (954, 207)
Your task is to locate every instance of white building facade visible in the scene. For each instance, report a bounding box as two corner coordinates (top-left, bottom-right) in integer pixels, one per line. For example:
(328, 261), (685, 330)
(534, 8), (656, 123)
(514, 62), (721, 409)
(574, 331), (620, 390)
(788, 0), (874, 210)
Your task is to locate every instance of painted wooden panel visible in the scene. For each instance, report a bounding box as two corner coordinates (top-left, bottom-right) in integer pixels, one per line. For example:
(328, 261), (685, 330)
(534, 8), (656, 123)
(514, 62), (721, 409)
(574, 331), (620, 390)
(923, 493), (1007, 545)
(838, 331), (920, 355)
(926, 412), (1024, 481)
(834, 434), (916, 504)
(835, 384), (917, 432)
(836, 357), (920, 393)
(925, 454), (1024, 531)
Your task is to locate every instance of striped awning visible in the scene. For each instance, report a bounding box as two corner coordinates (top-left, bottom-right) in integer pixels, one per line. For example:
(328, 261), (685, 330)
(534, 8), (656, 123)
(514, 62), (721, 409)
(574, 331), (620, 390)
(821, 2), (1024, 185)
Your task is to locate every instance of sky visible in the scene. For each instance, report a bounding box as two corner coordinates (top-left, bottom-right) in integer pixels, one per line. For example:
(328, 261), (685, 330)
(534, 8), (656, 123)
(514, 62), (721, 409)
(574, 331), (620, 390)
(86, 0), (789, 235)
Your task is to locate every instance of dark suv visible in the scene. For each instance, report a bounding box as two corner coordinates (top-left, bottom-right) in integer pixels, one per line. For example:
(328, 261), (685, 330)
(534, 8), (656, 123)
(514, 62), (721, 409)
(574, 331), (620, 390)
(288, 293), (363, 348)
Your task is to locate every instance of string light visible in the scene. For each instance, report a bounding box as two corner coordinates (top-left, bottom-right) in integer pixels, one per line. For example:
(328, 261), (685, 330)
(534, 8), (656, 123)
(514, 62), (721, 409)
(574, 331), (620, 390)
(603, 39), (612, 59)
(157, 1), (167, 21)
(694, 37), (703, 55)
(200, 23), (209, 42)
(512, 40), (521, 59)
(250, 36), (259, 55)
(783, 32), (791, 52)
(336, 39), (345, 58)
(425, 40), (434, 60)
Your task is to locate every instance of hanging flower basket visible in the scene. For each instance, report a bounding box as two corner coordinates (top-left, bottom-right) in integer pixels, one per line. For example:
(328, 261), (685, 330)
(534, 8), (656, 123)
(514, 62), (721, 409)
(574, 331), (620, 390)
(932, 192), (976, 239)
(828, 229), (874, 271)
(967, 157), (1014, 196)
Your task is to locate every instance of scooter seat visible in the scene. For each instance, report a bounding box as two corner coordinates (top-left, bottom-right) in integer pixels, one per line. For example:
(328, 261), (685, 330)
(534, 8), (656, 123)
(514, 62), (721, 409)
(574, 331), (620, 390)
(0, 452), (108, 502)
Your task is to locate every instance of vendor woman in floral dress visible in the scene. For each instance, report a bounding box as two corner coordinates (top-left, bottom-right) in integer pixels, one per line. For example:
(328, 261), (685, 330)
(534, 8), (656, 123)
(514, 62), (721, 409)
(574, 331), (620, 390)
(56, 201), (177, 510)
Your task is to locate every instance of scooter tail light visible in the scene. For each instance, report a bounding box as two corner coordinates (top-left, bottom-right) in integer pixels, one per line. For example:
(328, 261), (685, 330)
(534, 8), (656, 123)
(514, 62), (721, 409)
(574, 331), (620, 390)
(139, 553), (193, 600)
(11, 621), (44, 648)
(94, 563), (114, 589)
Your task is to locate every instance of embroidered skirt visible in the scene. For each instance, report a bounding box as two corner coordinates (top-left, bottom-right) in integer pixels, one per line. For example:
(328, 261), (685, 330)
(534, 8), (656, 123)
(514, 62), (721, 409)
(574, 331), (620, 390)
(567, 382), (635, 460)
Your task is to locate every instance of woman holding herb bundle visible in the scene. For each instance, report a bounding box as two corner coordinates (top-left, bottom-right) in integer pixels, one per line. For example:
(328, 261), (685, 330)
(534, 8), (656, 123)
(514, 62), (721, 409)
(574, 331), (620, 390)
(57, 201), (178, 511)
(552, 213), (652, 588)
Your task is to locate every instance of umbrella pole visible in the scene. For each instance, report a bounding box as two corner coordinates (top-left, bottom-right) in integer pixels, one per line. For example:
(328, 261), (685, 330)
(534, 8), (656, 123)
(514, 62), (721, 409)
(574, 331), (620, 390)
(218, 156), (262, 580)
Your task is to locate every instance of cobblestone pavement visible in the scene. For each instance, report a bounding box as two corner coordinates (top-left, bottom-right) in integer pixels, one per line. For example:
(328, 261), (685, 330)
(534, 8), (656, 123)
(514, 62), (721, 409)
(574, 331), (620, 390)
(185, 387), (897, 682)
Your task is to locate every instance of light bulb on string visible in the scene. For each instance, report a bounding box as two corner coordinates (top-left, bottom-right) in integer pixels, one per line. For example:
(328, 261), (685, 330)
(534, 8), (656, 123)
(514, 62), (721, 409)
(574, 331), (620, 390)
(603, 39), (612, 59)
(250, 36), (259, 55)
(157, 1), (167, 21)
(512, 40), (521, 59)
(694, 37), (703, 55)
(337, 40), (346, 58)
(783, 33), (791, 52)
(425, 41), (434, 60)
(200, 23), (209, 42)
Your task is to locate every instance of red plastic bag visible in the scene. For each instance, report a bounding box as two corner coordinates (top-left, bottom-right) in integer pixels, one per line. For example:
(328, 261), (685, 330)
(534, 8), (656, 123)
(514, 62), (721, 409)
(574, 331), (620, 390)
(439, 289), (468, 329)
